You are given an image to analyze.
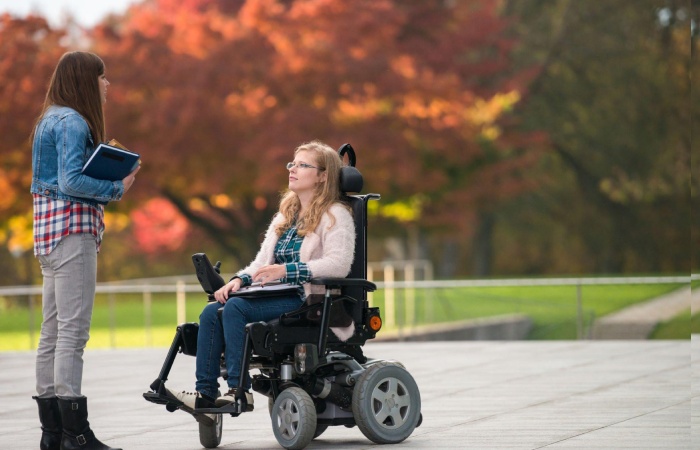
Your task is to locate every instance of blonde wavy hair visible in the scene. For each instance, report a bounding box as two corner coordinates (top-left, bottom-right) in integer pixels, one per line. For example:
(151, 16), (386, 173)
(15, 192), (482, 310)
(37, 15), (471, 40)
(276, 140), (347, 236)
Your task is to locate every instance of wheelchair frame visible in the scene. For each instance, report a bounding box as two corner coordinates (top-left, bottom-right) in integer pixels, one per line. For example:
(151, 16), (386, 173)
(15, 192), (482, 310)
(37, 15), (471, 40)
(143, 144), (422, 449)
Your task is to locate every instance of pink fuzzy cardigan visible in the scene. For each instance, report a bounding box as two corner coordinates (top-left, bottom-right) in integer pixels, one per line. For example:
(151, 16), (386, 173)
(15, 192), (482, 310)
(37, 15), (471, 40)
(236, 203), (356, 340)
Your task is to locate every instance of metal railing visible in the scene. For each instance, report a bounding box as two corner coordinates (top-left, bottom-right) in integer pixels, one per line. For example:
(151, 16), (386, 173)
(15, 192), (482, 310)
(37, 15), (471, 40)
(0, 274), (692, 349)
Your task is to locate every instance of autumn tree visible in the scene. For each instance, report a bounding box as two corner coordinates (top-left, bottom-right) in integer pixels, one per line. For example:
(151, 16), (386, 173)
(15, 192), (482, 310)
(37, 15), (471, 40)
(0, 14), (67, 283)
(90, 0), (541, 274)
(5, 0), (686, 280)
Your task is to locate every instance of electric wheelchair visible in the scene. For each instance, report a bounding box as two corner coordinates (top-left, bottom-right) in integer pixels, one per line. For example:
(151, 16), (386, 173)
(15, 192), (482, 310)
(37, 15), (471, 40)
(143, 144), (422, 449)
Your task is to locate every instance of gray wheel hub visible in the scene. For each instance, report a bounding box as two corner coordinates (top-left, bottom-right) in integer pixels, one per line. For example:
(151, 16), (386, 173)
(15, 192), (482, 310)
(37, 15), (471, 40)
(371, 377), (411, 429)
(277, 398), (300, 438)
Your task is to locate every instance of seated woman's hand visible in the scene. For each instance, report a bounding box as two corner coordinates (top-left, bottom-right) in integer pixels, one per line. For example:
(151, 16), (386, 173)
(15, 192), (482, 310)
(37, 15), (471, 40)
(214, 278), (242, 304)
(252, 264), (287, 285)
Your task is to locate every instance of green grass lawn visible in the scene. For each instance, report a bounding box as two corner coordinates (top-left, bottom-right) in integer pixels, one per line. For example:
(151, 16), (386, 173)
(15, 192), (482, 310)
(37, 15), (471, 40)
(0, 292), (207, 351)
(649, 309), (691, 339)
(648, 282), (698, 339)
(367, 283), (684, 339)
(0, 282), (686, 350)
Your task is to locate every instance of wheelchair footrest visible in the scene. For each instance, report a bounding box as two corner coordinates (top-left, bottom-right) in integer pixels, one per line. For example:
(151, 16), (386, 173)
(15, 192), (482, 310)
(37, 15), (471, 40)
(143, 391), (180, 406)
(143, 392), (184, 414)
(195, 402), (249, 415)
(144, 391), (222, 424)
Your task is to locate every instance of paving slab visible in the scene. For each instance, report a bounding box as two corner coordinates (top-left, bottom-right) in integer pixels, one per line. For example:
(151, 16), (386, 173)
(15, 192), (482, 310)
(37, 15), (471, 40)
(0, 339), (692, 449)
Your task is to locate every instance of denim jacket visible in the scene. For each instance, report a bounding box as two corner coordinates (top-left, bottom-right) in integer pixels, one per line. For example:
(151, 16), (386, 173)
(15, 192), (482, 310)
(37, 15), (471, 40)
(30, 105), (124, 207)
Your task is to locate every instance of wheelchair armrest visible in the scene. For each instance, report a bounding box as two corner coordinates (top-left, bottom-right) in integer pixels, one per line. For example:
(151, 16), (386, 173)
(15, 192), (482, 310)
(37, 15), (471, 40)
(310, 277), (377, 292)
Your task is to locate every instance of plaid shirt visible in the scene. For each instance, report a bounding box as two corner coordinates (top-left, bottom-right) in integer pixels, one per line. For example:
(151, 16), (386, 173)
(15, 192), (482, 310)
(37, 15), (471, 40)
(33, 194), (105, 256)
(239, 224), (310, 298)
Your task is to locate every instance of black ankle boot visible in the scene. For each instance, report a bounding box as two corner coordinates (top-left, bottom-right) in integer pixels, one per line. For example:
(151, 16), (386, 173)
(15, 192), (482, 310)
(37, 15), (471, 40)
(33, 396), (62, 450)
(57, 397), (122, 450)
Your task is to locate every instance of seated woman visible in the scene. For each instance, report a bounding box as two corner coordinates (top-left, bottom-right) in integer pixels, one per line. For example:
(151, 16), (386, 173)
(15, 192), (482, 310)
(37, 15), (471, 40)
(167, 140), (355, 412)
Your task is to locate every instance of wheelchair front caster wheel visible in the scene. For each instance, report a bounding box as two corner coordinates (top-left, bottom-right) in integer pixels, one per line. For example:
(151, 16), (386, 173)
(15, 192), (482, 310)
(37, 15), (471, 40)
(351, 361), (421, 444)
(199, 389), (223, 448)
(198, 412), (223, 448)
(271, 387), (317, 449)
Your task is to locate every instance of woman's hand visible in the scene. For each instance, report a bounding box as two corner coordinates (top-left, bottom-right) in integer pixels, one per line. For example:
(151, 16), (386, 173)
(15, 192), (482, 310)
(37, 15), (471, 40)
(214, 277), (242, 304)
(122, 165), (140, 193)
(253, 264), (286, 285)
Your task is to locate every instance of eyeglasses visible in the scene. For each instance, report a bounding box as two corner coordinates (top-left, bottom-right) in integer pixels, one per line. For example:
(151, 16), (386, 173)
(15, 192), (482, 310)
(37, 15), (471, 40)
(286, 162), (321, 170)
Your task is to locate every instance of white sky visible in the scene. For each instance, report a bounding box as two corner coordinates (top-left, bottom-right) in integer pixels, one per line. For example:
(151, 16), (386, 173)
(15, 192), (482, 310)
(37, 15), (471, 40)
(0, 0), (139, 28)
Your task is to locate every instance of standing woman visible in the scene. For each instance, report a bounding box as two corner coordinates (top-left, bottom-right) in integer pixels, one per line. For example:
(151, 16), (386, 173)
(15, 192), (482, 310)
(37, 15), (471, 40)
(31, 51), (137, 450)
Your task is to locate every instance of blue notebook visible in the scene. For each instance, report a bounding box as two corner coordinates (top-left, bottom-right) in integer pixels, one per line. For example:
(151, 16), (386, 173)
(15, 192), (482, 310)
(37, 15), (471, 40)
(82, 141), (140, 182)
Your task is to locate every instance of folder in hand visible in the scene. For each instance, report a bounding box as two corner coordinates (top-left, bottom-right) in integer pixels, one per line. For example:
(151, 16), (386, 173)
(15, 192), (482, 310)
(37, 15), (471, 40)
(82, 139), (140, 182)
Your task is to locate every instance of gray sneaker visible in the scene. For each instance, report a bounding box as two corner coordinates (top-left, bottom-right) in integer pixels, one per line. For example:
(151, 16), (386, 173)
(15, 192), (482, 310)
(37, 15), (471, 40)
(215, 388), (254, 411)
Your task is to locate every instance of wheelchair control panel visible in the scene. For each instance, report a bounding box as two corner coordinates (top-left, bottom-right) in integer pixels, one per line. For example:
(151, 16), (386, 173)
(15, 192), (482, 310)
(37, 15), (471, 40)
(192, 253), (226, 298)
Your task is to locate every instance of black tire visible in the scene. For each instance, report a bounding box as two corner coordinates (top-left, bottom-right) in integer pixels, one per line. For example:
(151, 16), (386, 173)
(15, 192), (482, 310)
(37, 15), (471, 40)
(199, 390), (223, 448)
(313, 424), (329, 439)
(271, 387), (317, 449)
(198, 412), (223, 448)
(351, 361), (421, 444)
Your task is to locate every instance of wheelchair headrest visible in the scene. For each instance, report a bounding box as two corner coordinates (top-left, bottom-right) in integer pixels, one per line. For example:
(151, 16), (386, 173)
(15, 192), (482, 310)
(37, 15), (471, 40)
(338, 143), (363, 194)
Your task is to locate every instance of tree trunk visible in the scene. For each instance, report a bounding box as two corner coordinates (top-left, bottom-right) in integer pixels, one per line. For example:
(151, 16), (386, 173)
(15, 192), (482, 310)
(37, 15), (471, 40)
(438, 237), (461, 279)
(472, 212), (495, 277)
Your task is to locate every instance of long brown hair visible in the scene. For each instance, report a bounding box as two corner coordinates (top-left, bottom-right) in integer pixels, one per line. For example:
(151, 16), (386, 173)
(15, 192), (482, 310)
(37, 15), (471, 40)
(33, 51), (106, 143)
(276, 141), (346, 236)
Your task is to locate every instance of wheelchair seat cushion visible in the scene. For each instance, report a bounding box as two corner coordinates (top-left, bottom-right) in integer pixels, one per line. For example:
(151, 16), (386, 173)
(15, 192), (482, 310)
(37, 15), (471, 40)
(275, 294), (356, 342)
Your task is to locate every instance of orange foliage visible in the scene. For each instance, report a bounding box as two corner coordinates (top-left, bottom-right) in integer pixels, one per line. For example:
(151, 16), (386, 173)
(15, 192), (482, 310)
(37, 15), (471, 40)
(130, 197), (190, 254)
(0, 14), (67, 221)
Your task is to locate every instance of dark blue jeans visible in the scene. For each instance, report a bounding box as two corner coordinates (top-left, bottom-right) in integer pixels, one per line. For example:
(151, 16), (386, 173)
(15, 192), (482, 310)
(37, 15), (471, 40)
(194, 294), (303, 398)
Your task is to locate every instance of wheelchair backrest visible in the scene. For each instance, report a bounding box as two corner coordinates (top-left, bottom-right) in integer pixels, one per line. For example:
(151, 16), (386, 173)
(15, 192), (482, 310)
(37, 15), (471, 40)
(337, 144), (379, 324)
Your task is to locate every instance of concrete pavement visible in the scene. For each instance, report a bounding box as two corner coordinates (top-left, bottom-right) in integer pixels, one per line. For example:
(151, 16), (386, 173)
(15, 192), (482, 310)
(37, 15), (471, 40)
(0, 338), (692, 449)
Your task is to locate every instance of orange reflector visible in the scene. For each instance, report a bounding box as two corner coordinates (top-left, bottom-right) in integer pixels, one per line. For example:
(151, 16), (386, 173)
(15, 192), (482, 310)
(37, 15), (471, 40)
(369, 315), (382, 331)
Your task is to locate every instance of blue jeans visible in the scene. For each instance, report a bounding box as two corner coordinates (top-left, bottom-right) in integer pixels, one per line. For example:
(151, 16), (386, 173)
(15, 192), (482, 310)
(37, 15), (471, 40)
(195, 294), (303, 398)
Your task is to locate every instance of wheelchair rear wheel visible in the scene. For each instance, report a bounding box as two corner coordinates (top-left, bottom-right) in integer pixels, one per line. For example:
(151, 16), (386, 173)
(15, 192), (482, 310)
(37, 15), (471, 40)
(351, 361), (421, 444)
(271, 387), (317, 450)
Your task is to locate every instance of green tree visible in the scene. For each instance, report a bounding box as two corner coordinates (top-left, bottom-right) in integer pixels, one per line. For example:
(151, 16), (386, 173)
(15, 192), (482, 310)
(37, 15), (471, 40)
(691, 0), (700, 274)
(501, 0), (692, 274)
